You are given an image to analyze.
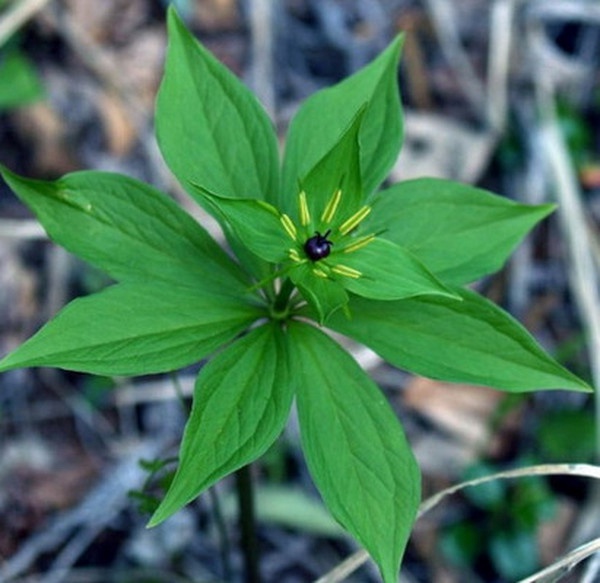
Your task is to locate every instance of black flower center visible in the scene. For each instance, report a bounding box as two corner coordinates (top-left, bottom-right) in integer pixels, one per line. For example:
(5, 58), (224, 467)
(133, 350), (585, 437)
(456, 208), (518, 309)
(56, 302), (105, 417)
(304, 230), (333, 261)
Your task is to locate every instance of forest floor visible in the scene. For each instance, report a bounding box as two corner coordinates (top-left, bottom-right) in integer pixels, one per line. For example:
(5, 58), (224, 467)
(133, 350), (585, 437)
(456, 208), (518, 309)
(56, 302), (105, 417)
(1, 1), (599, 582)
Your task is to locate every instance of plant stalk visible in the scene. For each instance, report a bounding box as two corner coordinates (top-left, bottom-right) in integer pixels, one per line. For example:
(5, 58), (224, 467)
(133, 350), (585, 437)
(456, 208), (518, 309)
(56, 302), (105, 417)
(235, 464), (261, 583)
(273, 277), (295, 314)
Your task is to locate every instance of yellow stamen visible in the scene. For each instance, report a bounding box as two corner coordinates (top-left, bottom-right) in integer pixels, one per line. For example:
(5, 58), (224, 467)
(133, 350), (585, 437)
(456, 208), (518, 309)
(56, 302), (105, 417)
(280, 214), (297, 241)
(331, 264), (362, 279)
(342, 233), (376, 254)
(321, 188), (342, 224)
(298, 190), (311, 226)
(288, 248), (302, 262)
(312, 267), (329, 278)
(339, 205), (372, 235)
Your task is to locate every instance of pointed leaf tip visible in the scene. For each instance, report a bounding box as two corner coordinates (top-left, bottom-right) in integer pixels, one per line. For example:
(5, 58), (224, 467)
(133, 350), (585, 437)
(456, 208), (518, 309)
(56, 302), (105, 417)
(149, 323), (293, 526)
(289, 321), (420, 582)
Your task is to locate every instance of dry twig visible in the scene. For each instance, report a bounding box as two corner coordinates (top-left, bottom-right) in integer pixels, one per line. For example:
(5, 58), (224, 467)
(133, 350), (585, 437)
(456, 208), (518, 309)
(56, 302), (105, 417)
(0, 0), (52, 47)
(314, 464), (600, 583)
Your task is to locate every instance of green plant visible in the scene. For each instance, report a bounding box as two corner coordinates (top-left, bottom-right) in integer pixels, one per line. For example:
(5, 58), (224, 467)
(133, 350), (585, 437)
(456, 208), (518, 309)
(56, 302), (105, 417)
(0, 8), (591, 582)
(0, 49), (44, 110)
(441, 461), (557, 580)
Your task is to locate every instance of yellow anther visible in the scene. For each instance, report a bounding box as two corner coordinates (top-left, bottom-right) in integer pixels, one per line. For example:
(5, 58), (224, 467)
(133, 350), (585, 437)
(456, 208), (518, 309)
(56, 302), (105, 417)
(312, 267), (329, 278)
(342, 233), (376, 254)
(339, 205), (372, 235)
(280, 214), (297, 241)
(331, 264), (362, 279)
(288, 248), (302, 262)
(321, 188), (342, 224)
(298, 190), (311, 226)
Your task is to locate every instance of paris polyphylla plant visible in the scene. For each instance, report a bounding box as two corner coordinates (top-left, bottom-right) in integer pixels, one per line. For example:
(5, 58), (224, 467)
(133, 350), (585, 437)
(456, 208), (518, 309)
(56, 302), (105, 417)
(0, 7), (590, 582)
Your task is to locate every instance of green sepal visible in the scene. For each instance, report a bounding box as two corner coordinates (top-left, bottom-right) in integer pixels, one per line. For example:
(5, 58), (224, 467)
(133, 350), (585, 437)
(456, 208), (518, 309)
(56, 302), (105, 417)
(290, 107), (364, 226)
(327, 288), (592, 392)
(0, 167), (249, 294)
(149, 322), (293, 526)
(288, 321), (421, 583)
(290, 263), (348, 324)
(156, 7), (279, 205)
(338, 238), (460, 301)
(364, 178), (556, 285)
(193, 188), (291, 264)
(282, 36), (404, 204)
(0, 282), (263, 376)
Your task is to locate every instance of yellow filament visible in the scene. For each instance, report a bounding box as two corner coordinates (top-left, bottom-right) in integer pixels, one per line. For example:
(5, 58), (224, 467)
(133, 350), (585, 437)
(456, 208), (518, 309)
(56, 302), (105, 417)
(280, 214), (297, 241)
(321, 188), (342, 224)
(288, 248), (302, 262)
(331, 264), (362, 279)
(298, 191), (311, 226)
(342, 234), (376, 254)
(339, 205), (372, 235)
(312, 267), (329, 278)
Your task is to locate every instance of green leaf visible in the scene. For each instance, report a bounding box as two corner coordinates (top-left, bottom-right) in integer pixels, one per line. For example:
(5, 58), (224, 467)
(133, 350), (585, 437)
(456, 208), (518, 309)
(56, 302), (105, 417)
(282, 36), (404, 204)
(289, 108), (364, 225)
(288, 321), (421, 583)
(490, 530), (539, 580)
(365, 178), (555, 285)
(339, 238), (459, 301)
(0, 282), (261, 375)
(156, 7), (279, 204)
(0, 167), (249, 294)
(149, 323), (292, 526)
(290, 263), (348, 324)
(0, 50), (44, 109)
(327, 288), (591, 392)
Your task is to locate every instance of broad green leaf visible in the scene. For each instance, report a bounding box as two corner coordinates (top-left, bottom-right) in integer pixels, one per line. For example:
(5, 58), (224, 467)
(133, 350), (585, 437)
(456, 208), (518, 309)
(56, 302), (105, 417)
(156, 7), (279, 204)
(327, 288), (591, 392)
(288, 321), (420, 583)
(149, 323), (292, 526)
(364, 178), (555, 285)
(1, 167), (249, 294)
(0, 282), (262, 376)
(282, 36), (403, 204)
(290, 263), (348, 324)
(339, 238), (459, 301)
(288, 108), (364, 224)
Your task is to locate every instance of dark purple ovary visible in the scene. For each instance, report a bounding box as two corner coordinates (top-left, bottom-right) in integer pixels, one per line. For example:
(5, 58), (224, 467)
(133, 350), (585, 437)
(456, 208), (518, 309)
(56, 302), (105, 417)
(304, 230), (333, 261)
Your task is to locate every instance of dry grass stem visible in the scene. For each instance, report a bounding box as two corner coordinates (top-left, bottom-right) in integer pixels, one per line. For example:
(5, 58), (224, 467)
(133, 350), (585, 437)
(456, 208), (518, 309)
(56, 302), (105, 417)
(315, 464), (600, 583)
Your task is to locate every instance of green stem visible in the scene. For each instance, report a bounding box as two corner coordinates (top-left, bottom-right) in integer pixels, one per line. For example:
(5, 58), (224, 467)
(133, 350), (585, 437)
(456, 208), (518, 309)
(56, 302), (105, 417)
(273, 277), (295, 314)
(208, 486), (233, 582)
(236, 464), (261, 583)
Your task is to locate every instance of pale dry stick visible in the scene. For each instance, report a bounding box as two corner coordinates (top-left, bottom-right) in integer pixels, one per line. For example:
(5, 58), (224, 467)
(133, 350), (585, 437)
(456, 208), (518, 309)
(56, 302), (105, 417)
(580, 550), (600, 583)
(0, 218), (46, 239)
(0, 0), (52, 47)
(535, 82), (600, 445)
(248, 0), (275, 118)
(533, 47), (600, 583)
(526, 0), (600, 92)
(423, 0), (487, 118)
(314, 464), (600, 583)
(526, 0), (600, 24)
(486, 0), (518, 133)
(518, 536), (600, 583)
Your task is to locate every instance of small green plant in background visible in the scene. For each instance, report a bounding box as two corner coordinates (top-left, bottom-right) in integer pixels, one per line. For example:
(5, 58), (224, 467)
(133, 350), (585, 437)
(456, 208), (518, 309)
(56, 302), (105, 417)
(441, 460), (557, 580)
(0, 7), (591, 582)
(0, 49), (44, 110)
